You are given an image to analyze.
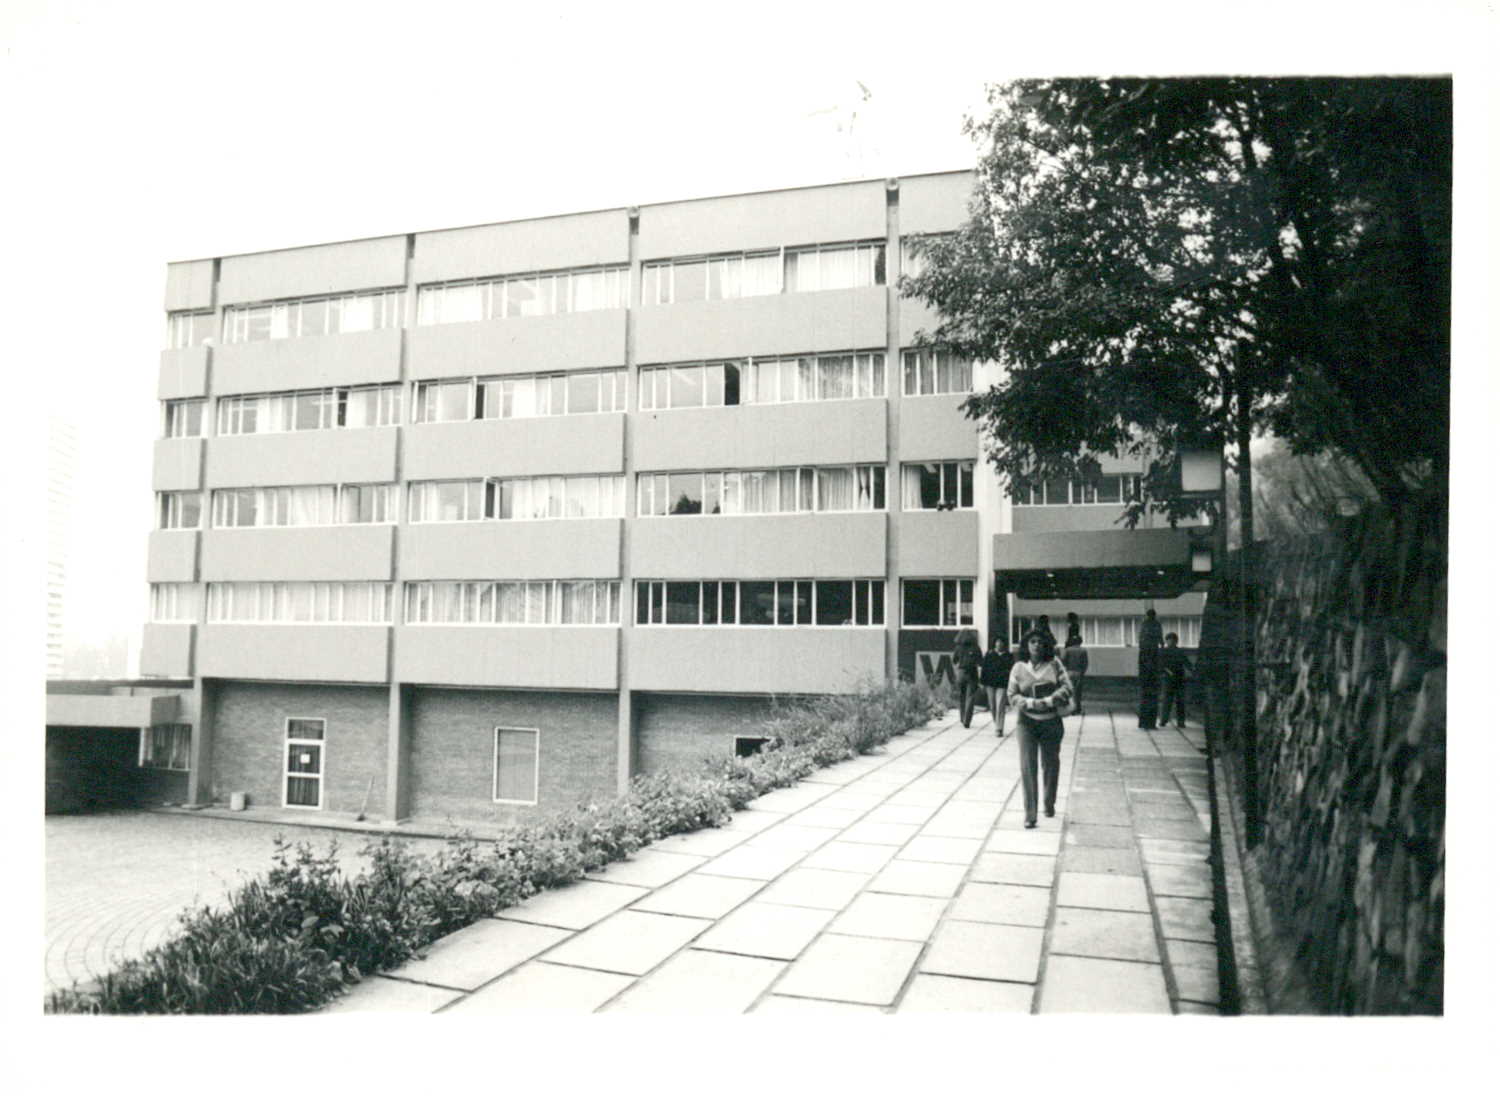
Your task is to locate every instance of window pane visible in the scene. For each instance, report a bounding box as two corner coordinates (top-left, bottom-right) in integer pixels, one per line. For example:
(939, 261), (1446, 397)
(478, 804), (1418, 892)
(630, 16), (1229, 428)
(902, 580), (940, 626)
(665, 582), (700, 624)
(567, 372), (600, 414)
(740, 581), (775, 625)
(704, 362), (724, 406)
(667, 472), (703, 515)
(669, 365), (701, 409)
(672, 261), (707, 302)
(816, 580), (853, 626)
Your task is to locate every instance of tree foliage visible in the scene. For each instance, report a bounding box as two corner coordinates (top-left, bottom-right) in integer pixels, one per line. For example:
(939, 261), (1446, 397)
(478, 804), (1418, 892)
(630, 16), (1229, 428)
(905, 77), (1449, 517)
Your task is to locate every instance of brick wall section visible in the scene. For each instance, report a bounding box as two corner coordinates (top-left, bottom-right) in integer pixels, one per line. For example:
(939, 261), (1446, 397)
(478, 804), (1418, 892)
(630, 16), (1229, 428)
(407, 688), (617, 826)
(635, 693), (781, 774)
(1207, 491), (1445, 1014)
(211, 681), (389, 817)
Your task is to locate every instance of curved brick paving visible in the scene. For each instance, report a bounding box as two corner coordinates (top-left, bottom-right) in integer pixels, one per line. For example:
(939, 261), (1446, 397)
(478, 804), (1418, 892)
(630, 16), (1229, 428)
(317, 700), (1220, 1015)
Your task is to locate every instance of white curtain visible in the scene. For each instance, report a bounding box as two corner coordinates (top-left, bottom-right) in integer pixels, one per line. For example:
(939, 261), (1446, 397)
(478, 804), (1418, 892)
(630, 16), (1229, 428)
(743, 252), (780, 297)
(818, 355), (853, 399)
(817, 467), (854, 512)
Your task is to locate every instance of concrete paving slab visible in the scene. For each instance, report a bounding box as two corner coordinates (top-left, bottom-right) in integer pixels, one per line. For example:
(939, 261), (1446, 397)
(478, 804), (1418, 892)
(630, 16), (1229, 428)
(920, 921), (1044, 983)
(815, 789), (890, 812)
(985, 828), (1063, 856)
(757, 867), (871, 910)
(693, 901), (835, 960)
(745, 823), (836, 854)
(788, 806), (868, 830)
(387, 918), (570, 990)
(594, 849), (706, 888)
(753, 995), (884, 1014)
(948, 881), (1051, 927)
(1177, 1000), (1221, 1015)
(1156, 896), (1216, 943)
(1058, 803), (1133, 825)
(1166, 938), (1219, 971)
(841, 820), (923, 846)
(1037, 956), (1171, 1014)
(1139, 838), (1211, 865)
(496, 879), (649, 931)
(605, 949), (785, 1014)
(864, 803), (940, 826)
(320, 975), (463, 1014)
(1145, 861), (1214, 899)
(745, 783), (836, 813)
(896, 835), (983, 865)
(952, 781), (1015, 804)
(829, 893), (947, 942)
(919, 808), (1002, 839)
(1174, 965), (1222, 1006)
(444, 961), (633, 1013)
(884, 788), (957, 808)
(545, 910), (712, 975)
(1056, 871), (1151, 913)
(800, 840), (899, 874)
(651, 825), (755, 857)
(1050, 908), (1160, 963)
(970, 852), (1056, 887)
(1130, 799), (1200, 821)
(700, 842), (811, 881)
(1135, 817), (1209, 841)
(869, 859), (968, 898)
(1064, 824), (1136, 849)
(1060, 845), (1143, 876)
(631, 872), (763, 918)
(776, 933), (923, 1006)
(897, 974), (1034, 1013)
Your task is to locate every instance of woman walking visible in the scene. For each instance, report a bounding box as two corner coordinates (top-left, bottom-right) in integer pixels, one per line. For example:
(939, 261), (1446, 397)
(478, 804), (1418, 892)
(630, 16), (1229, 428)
(980, 635), (1015, 737)
(952, 629), (984, 729)
(1007, 628), (1073, 828)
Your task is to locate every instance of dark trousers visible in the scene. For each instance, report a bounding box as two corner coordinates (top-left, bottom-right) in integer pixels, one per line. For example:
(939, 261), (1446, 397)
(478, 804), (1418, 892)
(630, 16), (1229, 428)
(1138, 655), (1160, 728)
(1070, 672), (1086, 714)
(958, 673), (980, 728)
(985, 686), (1005, 732)
(1018, 716), (1064, 821)
(1160, 675), (1187, 726)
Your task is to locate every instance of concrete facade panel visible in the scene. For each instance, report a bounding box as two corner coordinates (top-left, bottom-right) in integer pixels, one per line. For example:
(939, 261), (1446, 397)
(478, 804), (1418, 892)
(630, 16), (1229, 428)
(164, 259), (215, 311)
(141, 624), (195, 678)
(400, 520), (621, 580)
(158, 346), (209, 400)
(395, 627), (619, 690)
(638, 181), (887, 259)
(995, 528), (1191, 571)
(634, 693), (780, 775)
(896, 512), (980, 574)
(200, 525), (395, 581)
(205, 428), (398, 488)
(408, 687), (617, 823)
(147, 530), (199, 582)
(897, 396), (977, 461)
(627, 629), (885, 694)
(633, 400), (886, 471)
(412, 209), (630, 282)
(197, 625), (390, 683)
(635, 287), (887, 363)
(898, 171), (975, 236)
(152, 438), (204, 492)
(212, 328), (403, 396)
(631, 513), (887, 579)
(897, 299), (947, 346)
(45, 693), (180, 729)
(402, 415), (625, 480)
(406, 310), (626, 380)
(218, 236), (407, 305)
(210, 681), (388, 816)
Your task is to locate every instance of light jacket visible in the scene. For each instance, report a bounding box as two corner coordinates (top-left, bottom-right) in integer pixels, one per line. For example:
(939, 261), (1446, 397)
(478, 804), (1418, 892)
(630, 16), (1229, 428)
(1006, 657), (1073, 723)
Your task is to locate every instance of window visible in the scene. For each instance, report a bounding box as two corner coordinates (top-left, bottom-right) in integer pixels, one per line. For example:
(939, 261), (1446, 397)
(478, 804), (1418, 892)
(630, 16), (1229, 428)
(408, 476), (624, 522)
(493, 727), (539, 804)
(784, 241), (886, 292)
(901, 579), (974, 627)
(637, 361), (743, 411)
(637, 465), (884, 517)
(285, 718), (325, 809)
(339, 483), (397, 524)
(222, 289), (403, 344)
(166, 311), (216, 350)
(901, 348), (973, 396)
(417, 370), (626, 422)
(642, 251), (782, 305)
(901, 461), (974, 511)
(1012, 474), (1140, 506)
(1011, 613), (1201, 648)
(404, 581), (621, 625)
(634, 579), (883, 626)
(640, 352), (884, 410)
(207, 583), (393, 623)
(416, 266), (627, 326)
(210, 484), (392, 528)
(150, 583), (200, 622)
(735, 736), (770, 758)
(216, 385), (401, 436)
(140, 723), (192, 771)
(163, 399), (205, 438)
(158, 492), (202, 530)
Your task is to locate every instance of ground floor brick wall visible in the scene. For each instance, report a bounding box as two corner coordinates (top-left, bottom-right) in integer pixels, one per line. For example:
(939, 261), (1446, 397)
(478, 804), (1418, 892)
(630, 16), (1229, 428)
(635, 693), (781, 774)
(408, 687), (617, 825)
(210, 681), (388, 817)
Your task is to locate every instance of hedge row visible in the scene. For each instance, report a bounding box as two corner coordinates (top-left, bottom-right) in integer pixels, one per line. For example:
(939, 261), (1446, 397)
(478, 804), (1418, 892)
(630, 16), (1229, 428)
(48, 681), (942, 1014)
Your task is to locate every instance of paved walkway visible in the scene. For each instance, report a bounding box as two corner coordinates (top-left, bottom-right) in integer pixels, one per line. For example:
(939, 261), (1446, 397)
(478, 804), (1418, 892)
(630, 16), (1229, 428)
(322, 702), (1220, 1014)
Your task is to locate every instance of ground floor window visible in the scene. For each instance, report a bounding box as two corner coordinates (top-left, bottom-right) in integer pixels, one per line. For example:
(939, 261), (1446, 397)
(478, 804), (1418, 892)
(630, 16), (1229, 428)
(1012, 614), (1201, 648)
(139, 723), (191, 771)
(493, 727), (539, 804)
(901, 579), (974, 627)
(735, 736), (770, 758)
(285, 718), (325, 808)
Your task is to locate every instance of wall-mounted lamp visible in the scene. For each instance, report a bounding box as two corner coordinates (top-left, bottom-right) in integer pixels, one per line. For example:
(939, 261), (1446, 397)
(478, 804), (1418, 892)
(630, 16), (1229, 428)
(1191, 546), (1214, 573)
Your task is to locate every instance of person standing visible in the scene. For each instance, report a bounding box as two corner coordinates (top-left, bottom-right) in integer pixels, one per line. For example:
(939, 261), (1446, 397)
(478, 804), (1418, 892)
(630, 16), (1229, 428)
(1159, 632), (1192, 728)
(980, 635), (1015, 737)
(1061, 633), (1090, 717)
(1007, 629), (1073, 828)
(953, 629), (984, 729)
(1137, 607), (1163, 730)
(1065, 611), (1082, 648)
(1036, 614), (1057, 643)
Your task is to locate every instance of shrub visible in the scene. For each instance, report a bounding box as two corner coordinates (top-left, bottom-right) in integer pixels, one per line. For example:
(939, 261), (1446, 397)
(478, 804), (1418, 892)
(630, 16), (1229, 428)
(47, 682), (939, 1015)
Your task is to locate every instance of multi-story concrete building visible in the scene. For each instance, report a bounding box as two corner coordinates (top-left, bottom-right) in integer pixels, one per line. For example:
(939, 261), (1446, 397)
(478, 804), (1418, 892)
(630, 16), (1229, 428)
(142, 171), (1206, 824)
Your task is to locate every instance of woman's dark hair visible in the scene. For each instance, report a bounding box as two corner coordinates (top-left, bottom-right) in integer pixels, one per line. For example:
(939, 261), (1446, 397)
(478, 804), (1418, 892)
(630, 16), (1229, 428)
(1021, 628), (1057, 661)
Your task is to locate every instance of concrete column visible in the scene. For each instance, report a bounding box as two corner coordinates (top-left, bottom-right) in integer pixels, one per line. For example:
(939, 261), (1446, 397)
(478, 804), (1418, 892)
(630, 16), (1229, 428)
(384, 683), (411, 822)
(884, 179), (902, 682)
(616, 208), (640, 794)
(186, 677), (216, 804)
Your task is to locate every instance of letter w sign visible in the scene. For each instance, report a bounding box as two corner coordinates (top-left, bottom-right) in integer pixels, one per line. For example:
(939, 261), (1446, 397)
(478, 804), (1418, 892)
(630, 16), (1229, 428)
(916, 651), (955, 686)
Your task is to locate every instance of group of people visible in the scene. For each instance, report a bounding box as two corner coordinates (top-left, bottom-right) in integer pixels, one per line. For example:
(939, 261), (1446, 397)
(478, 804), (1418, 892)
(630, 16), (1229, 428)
(947, 609), (1192, 829)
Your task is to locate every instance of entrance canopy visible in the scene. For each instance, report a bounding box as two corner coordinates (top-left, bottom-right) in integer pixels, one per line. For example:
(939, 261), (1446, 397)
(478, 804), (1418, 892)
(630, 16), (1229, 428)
(994, 527), (1206, 600)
